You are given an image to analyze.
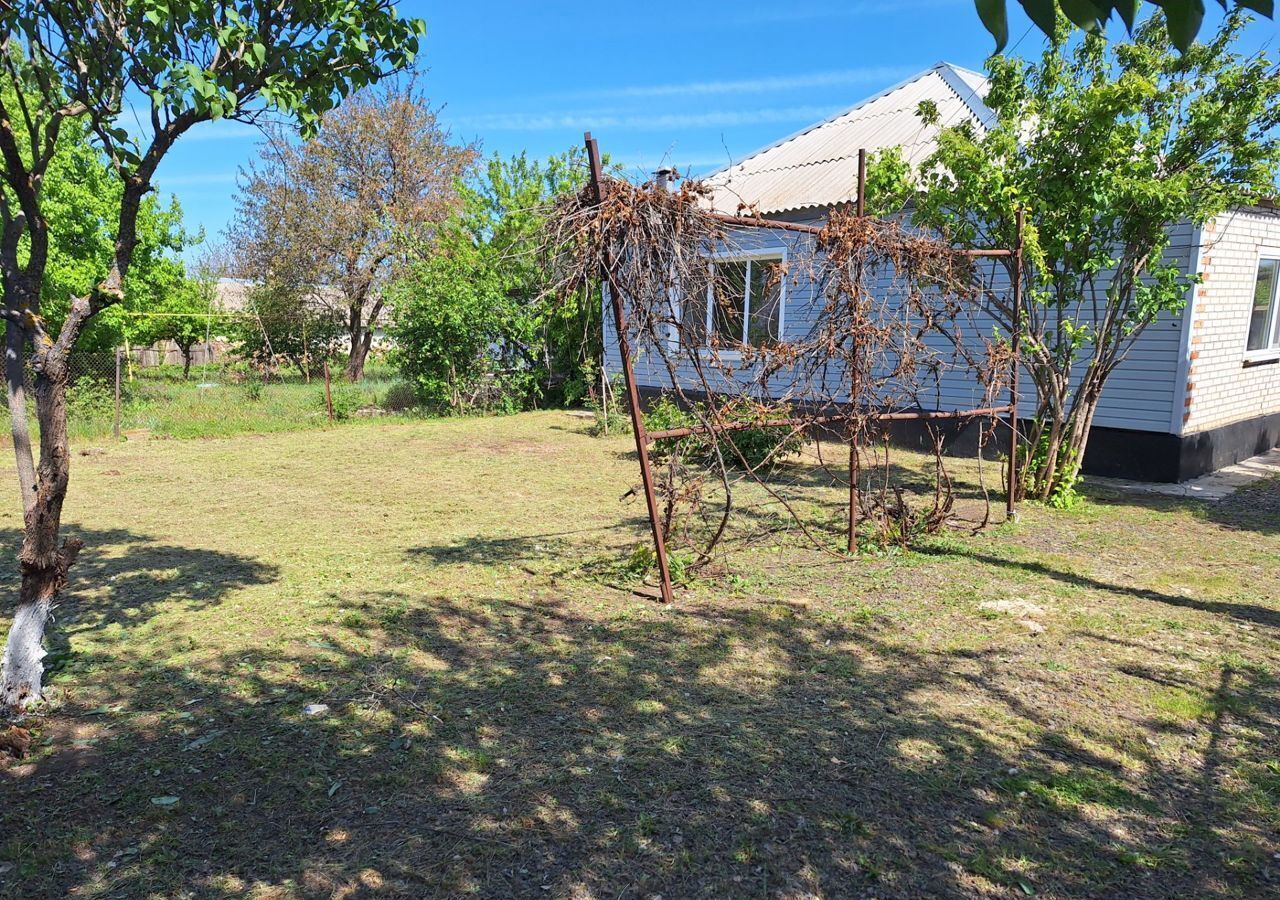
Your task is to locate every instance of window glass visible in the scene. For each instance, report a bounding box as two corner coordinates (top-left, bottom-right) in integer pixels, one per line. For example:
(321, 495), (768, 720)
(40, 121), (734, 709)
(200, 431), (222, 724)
(679, 265), (709, 349)
(1247, 257), (1278, 352)
(711, 260), (747, 345)
(695, 255), (784, 349)
(747, 259), (782, 346)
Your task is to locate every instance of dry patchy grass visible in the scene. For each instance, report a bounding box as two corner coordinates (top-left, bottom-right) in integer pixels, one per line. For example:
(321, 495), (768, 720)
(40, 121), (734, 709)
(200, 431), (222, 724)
(0, 412), (1277, 898)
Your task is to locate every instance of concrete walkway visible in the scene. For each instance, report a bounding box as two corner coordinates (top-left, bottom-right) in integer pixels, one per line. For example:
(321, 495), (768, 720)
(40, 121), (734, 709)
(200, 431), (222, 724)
(1087, 447), (1280, 502)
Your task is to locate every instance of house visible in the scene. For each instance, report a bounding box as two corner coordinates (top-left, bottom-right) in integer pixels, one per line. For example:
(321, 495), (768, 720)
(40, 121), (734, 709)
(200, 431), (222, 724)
(604, 63), (1280, 483)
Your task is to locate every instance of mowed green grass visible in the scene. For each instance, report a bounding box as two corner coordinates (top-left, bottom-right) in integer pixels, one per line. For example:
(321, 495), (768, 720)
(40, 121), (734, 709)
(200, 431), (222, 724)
(0, 412), (1277, 898)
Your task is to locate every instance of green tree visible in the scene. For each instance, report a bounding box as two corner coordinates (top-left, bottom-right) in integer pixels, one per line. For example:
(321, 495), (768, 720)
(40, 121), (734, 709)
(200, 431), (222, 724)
(974, 0), (1273, 52)
(390, 148), (603, 413)
(456, 148), (603, 405)
(229, 80), (477, 382)
(132, 270), (218, 379)
(389, 239), (519, 410)
(232, 281), (346, 380)
(3, 102), (192, 352)
(0, 0), (424, 710)
(880, 12), (1279, 503)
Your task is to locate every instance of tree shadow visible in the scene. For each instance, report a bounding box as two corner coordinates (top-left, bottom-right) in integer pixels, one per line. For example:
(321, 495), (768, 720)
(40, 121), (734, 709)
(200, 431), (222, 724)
(1198, 475), (1280, 536)
(919, 544), (1280, 630)
(405, 522), (649, 569)
(4, 588), (1275, 898)
(0, 526), (279, 638)
(1082, 477), (1280, 537)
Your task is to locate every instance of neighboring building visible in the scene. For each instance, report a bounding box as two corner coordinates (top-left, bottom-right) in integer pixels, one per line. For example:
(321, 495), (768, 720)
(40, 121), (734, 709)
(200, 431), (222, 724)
(605, 63), (1280, 482)
(215, 277), (391, 351)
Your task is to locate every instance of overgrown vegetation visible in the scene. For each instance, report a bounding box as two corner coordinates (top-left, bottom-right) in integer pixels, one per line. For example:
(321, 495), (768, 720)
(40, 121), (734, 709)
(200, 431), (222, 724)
(0, 362), (418, 443)
(388, 148), (606, 413)
(645, 395), (807, 471)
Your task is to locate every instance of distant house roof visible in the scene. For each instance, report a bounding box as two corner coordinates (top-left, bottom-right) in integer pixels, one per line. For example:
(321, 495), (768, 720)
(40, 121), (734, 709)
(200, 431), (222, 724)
(215, 278), (382, 320)
(703, 62), (992, 216)
(214, 278), (254, 313)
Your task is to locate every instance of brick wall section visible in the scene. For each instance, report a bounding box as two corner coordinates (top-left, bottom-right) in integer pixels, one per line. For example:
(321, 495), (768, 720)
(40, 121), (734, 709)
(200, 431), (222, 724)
(1183, 206), (1280, 435)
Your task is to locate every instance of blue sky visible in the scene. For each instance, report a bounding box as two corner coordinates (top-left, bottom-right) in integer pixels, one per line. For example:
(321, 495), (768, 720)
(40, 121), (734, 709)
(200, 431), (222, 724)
(151, 1), (1276, 255)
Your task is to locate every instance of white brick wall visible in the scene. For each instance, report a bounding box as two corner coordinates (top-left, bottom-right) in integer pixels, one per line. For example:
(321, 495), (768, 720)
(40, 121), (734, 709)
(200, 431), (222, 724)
(1182, 206), (1280, 435)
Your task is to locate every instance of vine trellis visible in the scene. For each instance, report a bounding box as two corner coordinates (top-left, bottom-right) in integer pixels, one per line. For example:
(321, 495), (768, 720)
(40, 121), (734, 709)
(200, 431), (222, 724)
(546, 133), (1024, 602)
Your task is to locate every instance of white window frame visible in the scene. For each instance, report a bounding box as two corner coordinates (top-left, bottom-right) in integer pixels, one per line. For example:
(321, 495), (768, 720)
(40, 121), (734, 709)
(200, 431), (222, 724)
(1245, 247), (1280, 362)
(687, 249), (787, 357)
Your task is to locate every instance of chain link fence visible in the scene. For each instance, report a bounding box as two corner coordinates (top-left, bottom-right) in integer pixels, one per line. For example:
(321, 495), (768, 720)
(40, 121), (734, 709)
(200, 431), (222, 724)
(0, 348), (416, 444)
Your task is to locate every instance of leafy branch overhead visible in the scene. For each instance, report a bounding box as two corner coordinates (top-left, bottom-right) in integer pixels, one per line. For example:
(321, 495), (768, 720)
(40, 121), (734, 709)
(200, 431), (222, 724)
(974, 0), (1274, 51)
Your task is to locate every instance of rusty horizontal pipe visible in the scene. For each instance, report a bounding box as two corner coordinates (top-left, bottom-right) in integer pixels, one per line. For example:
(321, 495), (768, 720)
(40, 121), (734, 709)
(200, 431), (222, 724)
(704, 211), (1011, 258)
(706, 210), (824, 235)
(645, 405), (1014, 442)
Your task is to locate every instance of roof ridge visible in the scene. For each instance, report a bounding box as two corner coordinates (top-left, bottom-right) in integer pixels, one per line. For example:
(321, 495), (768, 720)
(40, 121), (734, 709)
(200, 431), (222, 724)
(702, 64), (944, 182)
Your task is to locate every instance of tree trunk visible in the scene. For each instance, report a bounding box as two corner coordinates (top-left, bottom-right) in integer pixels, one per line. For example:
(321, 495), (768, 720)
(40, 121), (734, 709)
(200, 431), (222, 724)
(181, 346), (193, 379)
(1, 368), (80, 710)
(4, 318), (37, 513)
(345, 327), (374, 382)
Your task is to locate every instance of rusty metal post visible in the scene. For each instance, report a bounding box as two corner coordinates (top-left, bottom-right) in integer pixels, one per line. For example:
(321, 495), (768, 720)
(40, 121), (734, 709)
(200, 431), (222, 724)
(584, 132), (675, 604)
(113, 347), (122, 441)
(847, 148), (868, 555)
(323, 360), (334, 423)
(856, 148), (866, 218)
(1006, 208), (1025, 519)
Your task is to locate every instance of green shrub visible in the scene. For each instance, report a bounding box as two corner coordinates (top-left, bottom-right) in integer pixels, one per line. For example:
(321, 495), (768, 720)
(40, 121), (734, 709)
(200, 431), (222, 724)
(66, 377), (115, 423)
(581, 364), (630, 436)
(318, 384), (363, 421)
(381, 381), (419, 412)
(1021, 428), (1085, 510)
(644, 395), (806, 471)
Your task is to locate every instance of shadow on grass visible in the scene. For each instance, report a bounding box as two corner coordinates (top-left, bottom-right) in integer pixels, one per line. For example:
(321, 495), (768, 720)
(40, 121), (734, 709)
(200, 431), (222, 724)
(1199, 474), (1280, 536)
(1083, 476), (1280, 537)
(918, 543), (1280, 631)
(3, 584), (1276, 898)
(405, 522), (651, 569)
(0, 526), (279, 639)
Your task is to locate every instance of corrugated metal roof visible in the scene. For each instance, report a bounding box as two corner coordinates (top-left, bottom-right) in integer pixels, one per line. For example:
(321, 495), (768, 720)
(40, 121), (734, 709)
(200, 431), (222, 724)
(704, 63), (991, 215)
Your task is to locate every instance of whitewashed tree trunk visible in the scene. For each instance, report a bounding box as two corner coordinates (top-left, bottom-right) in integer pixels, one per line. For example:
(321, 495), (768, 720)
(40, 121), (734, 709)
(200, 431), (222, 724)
(0, 596), (52, 709)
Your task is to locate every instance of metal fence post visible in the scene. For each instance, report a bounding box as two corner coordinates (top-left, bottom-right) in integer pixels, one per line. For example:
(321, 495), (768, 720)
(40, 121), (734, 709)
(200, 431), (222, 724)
(847, 148), (868, 555)
(585, 132), (675, 604)
(1007, 208), (1025, 519)
(113, 347), (122, 441)
(323, 360), (334, 423)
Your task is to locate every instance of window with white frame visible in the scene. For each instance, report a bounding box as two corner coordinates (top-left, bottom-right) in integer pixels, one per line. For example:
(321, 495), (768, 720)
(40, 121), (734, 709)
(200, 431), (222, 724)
(681, 254), (783, 350)
(1247, 255), (1280, 354)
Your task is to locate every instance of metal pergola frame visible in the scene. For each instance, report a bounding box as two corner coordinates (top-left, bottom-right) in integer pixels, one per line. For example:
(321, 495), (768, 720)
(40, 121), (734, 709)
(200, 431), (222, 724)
(584, 132), (1024, 604)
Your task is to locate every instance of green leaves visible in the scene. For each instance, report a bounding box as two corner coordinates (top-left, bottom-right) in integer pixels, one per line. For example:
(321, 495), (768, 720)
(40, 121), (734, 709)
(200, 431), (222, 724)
(977, 0), (1011, 50)
(920, 9), (1278, 466)
(1157, 0), (1207, 51)
(975, 1), (1273, 52)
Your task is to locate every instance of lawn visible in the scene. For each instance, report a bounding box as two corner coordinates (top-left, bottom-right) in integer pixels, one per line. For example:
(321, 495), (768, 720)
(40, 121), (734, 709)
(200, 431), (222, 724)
(0, 412), (1277, 898)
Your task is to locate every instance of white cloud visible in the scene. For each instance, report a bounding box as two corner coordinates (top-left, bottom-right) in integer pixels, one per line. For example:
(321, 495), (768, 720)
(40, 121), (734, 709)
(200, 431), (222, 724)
(452, 105), (841, 133)
(563, 66), (915, 101)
